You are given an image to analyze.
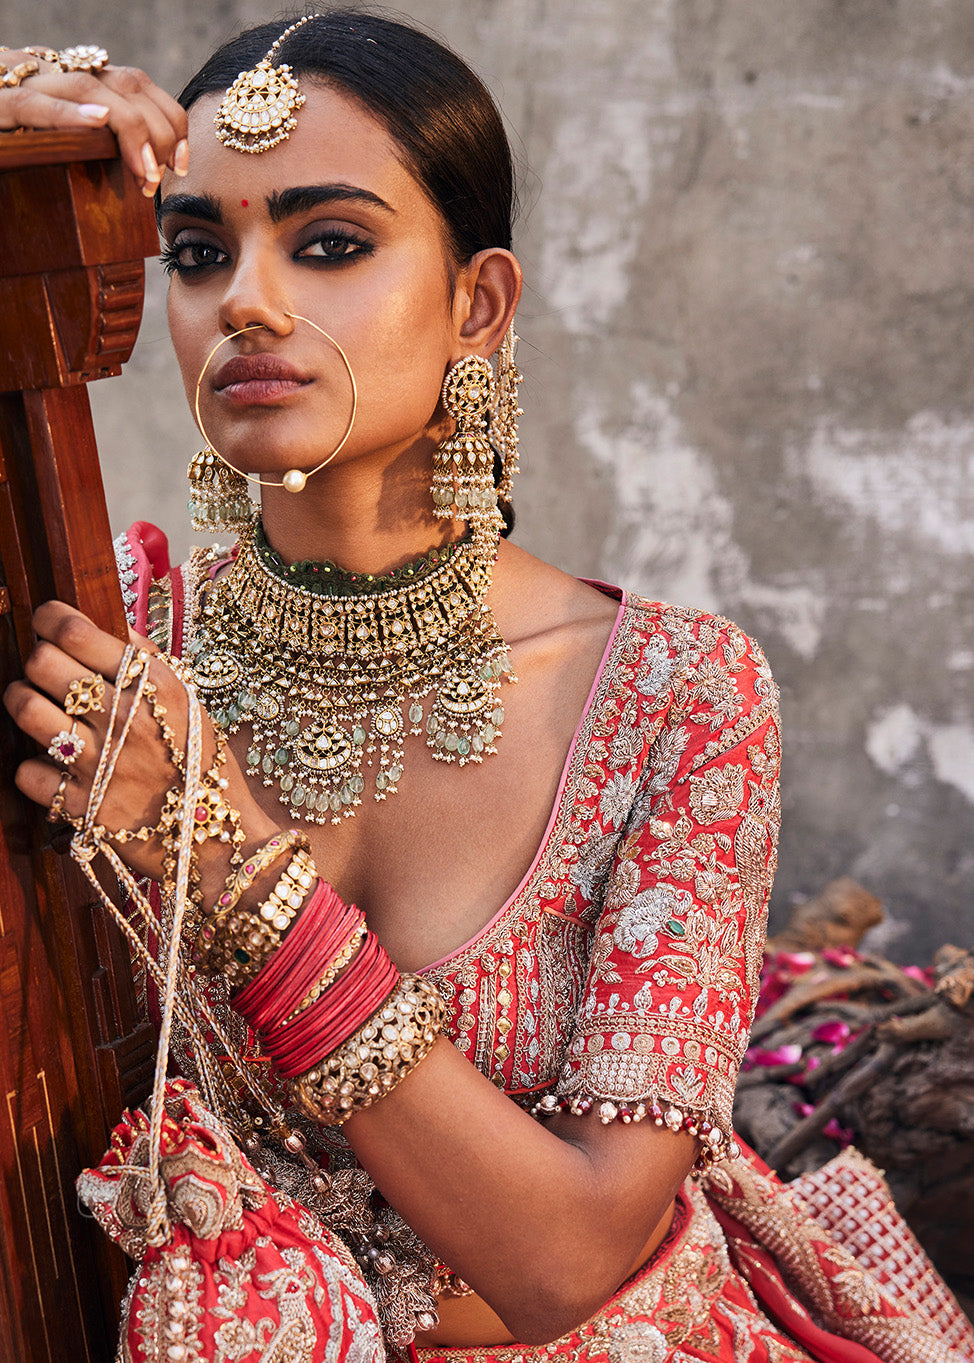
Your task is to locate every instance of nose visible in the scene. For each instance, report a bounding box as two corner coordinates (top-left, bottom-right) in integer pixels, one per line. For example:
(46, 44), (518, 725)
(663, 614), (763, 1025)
(218, 244), (294, 338)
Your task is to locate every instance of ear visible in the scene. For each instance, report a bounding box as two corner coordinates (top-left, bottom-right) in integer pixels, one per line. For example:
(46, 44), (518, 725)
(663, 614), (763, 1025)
(452, 248), (523, 358)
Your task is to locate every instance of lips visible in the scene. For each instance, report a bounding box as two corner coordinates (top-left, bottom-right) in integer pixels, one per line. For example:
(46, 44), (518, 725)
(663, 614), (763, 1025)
(213, 352), (312, 404)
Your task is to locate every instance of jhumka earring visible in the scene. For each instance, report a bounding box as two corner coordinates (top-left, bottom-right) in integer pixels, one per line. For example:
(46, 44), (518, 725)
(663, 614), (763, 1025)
(494, 326), (523, 506)
(187, 447), (254, 534)
(214, 14), (316, 154)
(432, 326), (522, 535)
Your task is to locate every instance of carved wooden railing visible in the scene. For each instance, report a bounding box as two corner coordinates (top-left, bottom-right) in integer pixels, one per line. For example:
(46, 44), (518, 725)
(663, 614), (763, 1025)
(0, 129), (160, 1362)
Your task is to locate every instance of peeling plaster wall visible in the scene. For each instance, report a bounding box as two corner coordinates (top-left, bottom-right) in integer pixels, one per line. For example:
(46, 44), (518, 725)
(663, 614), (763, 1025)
(9, 0), (974, 961)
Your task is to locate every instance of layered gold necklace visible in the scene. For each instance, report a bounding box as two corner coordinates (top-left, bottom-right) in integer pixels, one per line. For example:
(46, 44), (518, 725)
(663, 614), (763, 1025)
(185, 521), (515, 824)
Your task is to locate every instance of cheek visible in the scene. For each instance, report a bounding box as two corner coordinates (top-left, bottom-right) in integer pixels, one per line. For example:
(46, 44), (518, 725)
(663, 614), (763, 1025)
(349, 278), (454, 426)
(167, 293), (205, 406)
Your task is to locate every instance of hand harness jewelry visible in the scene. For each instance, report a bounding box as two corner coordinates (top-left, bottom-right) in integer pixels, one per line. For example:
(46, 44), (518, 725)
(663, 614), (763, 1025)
(184, 518), (515, 824)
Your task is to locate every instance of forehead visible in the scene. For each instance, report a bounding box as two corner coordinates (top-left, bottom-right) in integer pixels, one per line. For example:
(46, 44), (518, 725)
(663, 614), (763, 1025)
(179, 83), (425, 213)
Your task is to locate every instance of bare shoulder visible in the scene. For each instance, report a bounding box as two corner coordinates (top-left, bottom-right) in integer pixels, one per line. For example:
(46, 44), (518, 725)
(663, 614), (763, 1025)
(489, 539), (620, 649)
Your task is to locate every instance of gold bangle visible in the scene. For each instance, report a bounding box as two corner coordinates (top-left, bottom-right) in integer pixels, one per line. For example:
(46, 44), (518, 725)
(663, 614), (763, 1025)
(288, 973), (445, 1125)
(206, 828), (309, 919)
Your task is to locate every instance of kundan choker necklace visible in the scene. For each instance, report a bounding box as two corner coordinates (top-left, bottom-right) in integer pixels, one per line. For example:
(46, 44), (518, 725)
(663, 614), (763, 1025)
(185, 520), (515, 824)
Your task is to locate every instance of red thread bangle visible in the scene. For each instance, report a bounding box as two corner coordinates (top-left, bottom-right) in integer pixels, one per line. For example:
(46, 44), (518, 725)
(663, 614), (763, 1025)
(232, 881), (335, 1020)
(264, 966), (400, 1078)
(260, 932), (390, 1069)
(261, 935), (399, 1077)
(233, 880), (332, 1008)
(233, 881), (361, 1024)
(239, 904), (365, 1032)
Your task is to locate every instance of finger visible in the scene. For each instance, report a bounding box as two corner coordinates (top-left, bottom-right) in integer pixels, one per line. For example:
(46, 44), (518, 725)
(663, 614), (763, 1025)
(93, 66), (186, 187)
(118, 74), (188, 171)
(31, 601), (129, 680)
(127, 623), (159, 655)
(3, 679), (97, 770)
(21, 639), (110, 712)
(4, 68), (182, 188)
(15, 757), (78, 817)
(0, 82), (111, 132)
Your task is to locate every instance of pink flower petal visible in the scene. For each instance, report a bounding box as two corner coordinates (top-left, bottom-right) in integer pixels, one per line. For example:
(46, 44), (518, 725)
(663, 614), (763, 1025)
(775, 951), (816, 973)
(811, 1020), (851, 1046)
(822, 946), (862, 968)
(747, 1043), (803, 1067)
(823, 1117), (855, 1148)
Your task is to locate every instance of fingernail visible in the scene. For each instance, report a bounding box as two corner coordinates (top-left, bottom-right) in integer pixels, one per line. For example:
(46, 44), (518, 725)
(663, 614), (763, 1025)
(78, 103), (110, 121)
(173, 138), (189, 177)
(141, 142), (161, 182)
(142, 180), (159, 199)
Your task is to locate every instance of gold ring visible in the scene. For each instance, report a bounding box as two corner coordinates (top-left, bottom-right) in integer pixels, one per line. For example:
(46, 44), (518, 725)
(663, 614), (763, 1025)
(47, 726), (85, 765)
(46, 772), (71, 824)
(64, 674), (106, 717)
(0, 59), (40, 88)
(57, 45), (109, 74)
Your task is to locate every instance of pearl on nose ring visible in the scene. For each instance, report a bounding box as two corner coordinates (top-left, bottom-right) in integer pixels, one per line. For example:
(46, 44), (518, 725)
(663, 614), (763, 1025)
(283, 469), (307, 493)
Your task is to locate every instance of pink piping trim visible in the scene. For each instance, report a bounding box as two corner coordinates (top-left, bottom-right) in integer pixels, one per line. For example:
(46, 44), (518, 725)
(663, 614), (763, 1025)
(423, 586), (627, 972)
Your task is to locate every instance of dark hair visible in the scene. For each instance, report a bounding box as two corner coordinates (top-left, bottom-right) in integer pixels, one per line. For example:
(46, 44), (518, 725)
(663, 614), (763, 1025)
(178, 11), (519, 533)
(177, 10), (516, 263)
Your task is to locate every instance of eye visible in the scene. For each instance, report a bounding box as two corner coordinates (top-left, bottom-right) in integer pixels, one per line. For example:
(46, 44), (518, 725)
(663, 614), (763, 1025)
(160, 237), (229, 277)
(295, 229), (373, 264)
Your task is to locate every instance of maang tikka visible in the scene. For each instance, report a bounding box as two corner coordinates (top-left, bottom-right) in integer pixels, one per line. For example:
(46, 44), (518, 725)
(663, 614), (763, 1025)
(432, 327), (523, 537)
(214, 15), (317, 154)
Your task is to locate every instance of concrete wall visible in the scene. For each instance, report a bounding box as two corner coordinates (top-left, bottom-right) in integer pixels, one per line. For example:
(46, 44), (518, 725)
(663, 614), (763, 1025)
(7, 0), (973, 962)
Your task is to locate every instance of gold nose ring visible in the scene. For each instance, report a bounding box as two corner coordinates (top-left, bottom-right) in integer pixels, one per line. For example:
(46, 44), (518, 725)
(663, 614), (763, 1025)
(193, 315), (358, 493)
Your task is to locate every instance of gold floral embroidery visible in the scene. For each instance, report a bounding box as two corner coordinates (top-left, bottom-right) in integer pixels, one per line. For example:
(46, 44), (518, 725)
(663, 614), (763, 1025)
(701, 1154), (971, 1362)
(689, 763), (745, 823)
(166, 578), (782, 1344)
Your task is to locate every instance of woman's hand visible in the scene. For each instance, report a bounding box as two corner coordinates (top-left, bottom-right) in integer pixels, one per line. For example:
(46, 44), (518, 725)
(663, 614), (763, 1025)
(3, 601), (278, 896)
(0, 49), (188, 193)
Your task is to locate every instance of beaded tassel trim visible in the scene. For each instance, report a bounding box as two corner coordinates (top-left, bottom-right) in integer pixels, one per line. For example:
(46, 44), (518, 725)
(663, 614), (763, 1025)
(185, 521), (516, 824)
(530, 1091), (739, 1173)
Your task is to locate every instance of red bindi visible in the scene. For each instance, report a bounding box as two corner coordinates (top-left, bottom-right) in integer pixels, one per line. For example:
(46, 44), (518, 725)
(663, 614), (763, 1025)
(241, 199), (249, 207)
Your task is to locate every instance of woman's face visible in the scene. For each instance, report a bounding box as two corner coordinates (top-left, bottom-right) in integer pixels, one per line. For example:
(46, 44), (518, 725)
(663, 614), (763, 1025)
(159, 83), (461, 479)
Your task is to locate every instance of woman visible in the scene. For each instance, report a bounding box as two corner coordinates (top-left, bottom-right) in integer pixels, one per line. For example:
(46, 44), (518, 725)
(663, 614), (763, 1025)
(1, 13), (971, 1362)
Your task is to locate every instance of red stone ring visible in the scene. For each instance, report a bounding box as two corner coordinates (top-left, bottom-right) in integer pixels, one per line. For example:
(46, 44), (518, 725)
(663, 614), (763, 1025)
(47, 726), (86, 766)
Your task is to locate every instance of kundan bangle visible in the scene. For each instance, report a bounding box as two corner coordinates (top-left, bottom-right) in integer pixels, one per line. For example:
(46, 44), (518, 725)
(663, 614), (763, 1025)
(195, 847), (318, 985)
(206, 828), (309, 919)
(233, 883), (363, 1027)
(288, 972), (445, 1125)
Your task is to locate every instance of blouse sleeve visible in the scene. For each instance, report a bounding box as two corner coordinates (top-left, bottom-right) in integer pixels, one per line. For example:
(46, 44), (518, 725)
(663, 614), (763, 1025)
(551, 610), (781, 1158)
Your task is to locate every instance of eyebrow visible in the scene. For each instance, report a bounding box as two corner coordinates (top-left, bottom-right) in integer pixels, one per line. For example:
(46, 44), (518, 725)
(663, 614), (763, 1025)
(267, 184), (395, 221)
(157, 191), (221, 226)
(157, 183), (394, 227)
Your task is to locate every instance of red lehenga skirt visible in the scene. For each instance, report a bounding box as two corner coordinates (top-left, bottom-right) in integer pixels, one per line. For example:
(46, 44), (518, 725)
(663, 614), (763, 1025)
(417, 1143), (974, 1363)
